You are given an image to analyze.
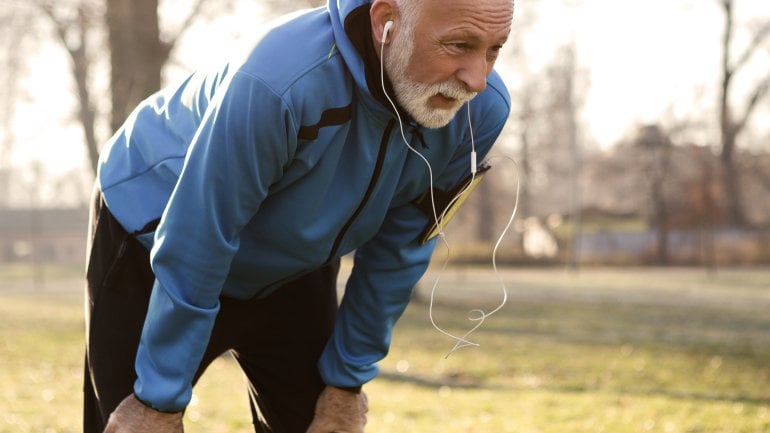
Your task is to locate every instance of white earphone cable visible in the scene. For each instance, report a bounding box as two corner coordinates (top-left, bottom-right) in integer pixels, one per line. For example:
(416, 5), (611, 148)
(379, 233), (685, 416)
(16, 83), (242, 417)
(379, 29), (517, 357)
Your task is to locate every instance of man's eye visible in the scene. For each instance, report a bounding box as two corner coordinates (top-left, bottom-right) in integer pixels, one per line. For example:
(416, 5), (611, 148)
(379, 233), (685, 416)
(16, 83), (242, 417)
(450, 42), (471, 51)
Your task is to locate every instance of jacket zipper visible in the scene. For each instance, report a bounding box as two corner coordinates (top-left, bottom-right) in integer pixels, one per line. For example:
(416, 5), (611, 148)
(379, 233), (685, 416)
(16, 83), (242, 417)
(325, 119), (396, 263)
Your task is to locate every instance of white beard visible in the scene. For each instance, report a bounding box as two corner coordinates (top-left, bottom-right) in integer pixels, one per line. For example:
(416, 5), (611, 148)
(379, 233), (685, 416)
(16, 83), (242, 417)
(384, 27), (478, 129)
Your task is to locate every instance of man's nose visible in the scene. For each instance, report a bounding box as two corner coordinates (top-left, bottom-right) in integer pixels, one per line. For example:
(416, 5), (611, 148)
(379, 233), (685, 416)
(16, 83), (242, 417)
(456, 54), (488, 94)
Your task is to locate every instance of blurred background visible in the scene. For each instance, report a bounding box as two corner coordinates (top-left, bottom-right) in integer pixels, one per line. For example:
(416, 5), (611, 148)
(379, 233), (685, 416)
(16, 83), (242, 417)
(1, 0), (770, 274)
(1, 2), (769, 432)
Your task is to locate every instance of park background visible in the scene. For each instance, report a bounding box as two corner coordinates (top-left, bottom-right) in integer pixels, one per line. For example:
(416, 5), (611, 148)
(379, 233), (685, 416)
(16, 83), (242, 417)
(1, 0), (769, 432)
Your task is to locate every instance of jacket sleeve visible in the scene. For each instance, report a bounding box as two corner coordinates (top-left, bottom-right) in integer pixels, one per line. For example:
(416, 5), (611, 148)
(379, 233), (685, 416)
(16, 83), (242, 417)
(318, 80), (511, 387)
(317, 202), (438, 387)
(133, 71), (297, 412)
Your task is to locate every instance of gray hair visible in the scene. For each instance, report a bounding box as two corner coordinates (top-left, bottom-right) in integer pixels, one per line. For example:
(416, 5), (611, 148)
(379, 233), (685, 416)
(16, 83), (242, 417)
(393, 0), (515, 26)
(393, 0), (421, 32)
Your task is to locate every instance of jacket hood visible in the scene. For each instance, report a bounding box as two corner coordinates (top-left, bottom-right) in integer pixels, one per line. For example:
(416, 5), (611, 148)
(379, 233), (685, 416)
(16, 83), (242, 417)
(329, 0), (399, 116)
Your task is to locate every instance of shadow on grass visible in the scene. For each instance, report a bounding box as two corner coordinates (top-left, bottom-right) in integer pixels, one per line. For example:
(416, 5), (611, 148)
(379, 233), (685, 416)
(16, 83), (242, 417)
(413, 295), (770, 355)
(378, 369), (770, 406)
(383, 295), (770, 413)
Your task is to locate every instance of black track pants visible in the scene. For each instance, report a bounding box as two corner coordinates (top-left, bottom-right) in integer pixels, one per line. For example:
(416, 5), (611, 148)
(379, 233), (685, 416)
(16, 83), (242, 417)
(83, 189), (340, 433)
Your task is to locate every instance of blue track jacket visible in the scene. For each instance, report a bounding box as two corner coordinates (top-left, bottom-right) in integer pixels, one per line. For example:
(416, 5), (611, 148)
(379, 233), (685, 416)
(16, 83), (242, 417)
(98, 0), (510, 412)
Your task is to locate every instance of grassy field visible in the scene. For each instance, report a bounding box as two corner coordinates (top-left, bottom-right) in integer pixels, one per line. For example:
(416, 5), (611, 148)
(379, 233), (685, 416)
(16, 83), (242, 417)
(1, 264), (768, 432)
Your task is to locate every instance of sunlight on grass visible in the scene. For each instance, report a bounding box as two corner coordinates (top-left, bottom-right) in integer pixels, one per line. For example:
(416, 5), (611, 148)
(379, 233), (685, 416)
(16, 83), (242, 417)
(184, 357), (252, 433)
(0, 292), (83, 433)
(1, 267), (768, 432)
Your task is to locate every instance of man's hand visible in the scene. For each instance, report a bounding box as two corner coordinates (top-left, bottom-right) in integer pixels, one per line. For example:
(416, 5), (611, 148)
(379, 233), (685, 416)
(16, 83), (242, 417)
(103, 393), (184, 433)
(306, 386), (368, 433)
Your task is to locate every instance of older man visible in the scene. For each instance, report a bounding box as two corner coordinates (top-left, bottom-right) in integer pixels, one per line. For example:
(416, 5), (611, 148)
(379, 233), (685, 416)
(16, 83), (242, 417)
(85, 0), (514, 431)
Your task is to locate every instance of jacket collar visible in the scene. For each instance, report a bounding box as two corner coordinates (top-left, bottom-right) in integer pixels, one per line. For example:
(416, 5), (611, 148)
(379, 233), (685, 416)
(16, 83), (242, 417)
(341, 3), (419, 125)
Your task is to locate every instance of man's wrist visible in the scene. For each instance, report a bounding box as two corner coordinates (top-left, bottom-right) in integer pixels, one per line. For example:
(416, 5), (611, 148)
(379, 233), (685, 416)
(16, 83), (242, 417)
(332, 385), (362, 394)
(133, 393), (154, 409)
(133, 393), (184, 414)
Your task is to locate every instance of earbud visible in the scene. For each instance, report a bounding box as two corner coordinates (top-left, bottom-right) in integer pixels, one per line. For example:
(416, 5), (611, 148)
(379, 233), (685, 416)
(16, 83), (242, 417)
(383, 20), (394, 42)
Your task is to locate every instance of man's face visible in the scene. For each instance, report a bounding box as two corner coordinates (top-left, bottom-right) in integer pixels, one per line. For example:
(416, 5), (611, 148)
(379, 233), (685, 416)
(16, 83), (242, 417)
(384, 0), (513, 129)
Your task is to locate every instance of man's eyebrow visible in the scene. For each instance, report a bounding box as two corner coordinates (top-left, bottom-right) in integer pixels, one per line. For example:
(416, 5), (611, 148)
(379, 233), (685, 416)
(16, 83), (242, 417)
(446, 30), (510, 46)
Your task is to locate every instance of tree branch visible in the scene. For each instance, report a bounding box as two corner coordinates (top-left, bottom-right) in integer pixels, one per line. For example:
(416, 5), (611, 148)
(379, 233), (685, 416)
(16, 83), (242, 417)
(732, 20), (770, 72)
(36, 0), (100, 175)
(734, 74), (770, 134)
(38, 2), (71, 52)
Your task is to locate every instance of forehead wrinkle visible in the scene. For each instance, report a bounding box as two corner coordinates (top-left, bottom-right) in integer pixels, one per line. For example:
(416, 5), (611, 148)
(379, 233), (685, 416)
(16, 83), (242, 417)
(454, 3), (514, 20)
(440, 20), (512, 47)
(427, 0), (513, 18)
(424, 2), (513, 39)
(448, 25), (511, 43)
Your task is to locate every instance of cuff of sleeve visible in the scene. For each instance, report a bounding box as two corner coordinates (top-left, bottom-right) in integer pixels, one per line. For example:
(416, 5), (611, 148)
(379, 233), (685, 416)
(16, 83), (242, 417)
(334, 385), (363, 394)
(132, 393), (184, 414)
(318, 335), (380, 389)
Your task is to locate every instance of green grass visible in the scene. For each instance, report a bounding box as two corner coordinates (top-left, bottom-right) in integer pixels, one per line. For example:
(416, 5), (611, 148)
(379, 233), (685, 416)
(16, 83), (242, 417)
(1, 267), (769, 432)
(0, 262), (82, 284)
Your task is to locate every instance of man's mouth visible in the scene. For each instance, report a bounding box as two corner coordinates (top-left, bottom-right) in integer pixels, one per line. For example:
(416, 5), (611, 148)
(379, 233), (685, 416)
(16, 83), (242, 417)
(429, 93), (459, 109)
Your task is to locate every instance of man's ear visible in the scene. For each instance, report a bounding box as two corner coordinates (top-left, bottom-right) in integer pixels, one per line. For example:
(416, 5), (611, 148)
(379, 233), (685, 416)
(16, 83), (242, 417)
(370, 0), (398, 45)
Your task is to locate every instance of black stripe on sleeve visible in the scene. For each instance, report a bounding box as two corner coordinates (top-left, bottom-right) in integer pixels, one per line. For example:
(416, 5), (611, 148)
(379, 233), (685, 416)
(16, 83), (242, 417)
(297, 104), (353, 140)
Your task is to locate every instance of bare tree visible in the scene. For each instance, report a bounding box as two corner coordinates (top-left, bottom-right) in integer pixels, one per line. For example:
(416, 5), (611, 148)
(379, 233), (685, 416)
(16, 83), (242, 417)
(717, 0), (770, 227)
(106, 0), (231, 133)
(562, 44), (583, 269)
(540, 44), (587, 267)
(29, 0), (231, 176)
(636, 125), (674, 265)
(514, 80), (537, 234)
(105, 0), (167, 133)
(0, 6), (36, 205)
(37, 1), (102, 175)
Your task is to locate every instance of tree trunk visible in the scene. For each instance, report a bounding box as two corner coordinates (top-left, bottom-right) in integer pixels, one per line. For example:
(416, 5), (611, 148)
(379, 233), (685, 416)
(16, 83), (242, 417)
(106, 0), (169, 132)
(652, 145), (671, 265)
(718, 0), (748, 227)
(71, 8), (99, 176)
(563, 45), (582, 270)
(517, 82), (535, 250)
(0, 11), (28, 200)
(38, 3), (101, 176)
(720, 128), (746, 226)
